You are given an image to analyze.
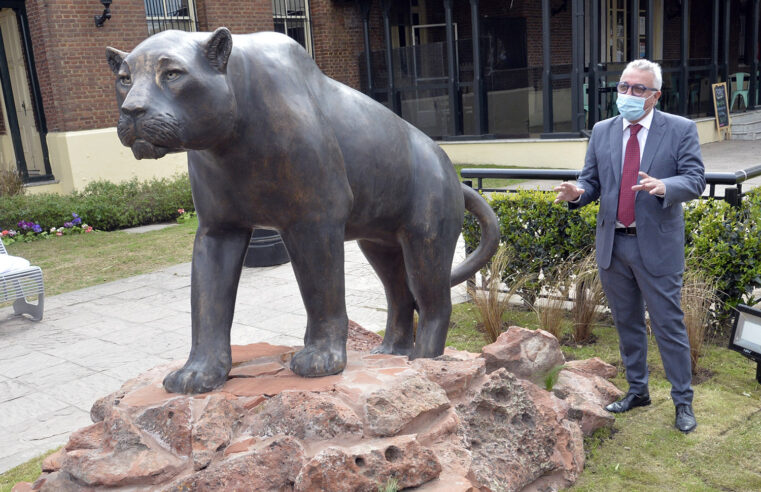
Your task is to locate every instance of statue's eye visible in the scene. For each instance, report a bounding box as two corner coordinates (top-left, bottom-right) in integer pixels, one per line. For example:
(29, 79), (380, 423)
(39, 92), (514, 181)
(165, 70), (182, 81)
(119, 75), (131, 86)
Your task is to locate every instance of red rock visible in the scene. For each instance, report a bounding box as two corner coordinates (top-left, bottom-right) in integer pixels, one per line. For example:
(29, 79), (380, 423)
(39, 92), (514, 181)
(229, 361), (284, 377)
(565, 357), (618, 379)
(230, 343), (294, 364)
(294, 435), (441, 492)
(221, 373), (341, 397)
(135, 397), (192, 455)
(246, 391), (363, 441)
(119, 382), (181, 408)
(223, 437), (257, 456)
(164, 436), (305, 492)
(10, 482), (33, 492)
(346, 320), (383, 351)
(363, 374), (450, 437)
(41, 449), (64, 473)
(241, 395), (266, 410)
(192, 394), (242, 471)
(553, 368), (624, 408)
(480, 326), (565, 380)
(65, 422), (105, 451)
(457, 369), (582, 492)
(411, 356), (486, 399)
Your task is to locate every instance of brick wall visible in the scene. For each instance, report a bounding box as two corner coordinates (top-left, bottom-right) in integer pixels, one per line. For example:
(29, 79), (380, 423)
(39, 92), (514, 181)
(195, 0), (274, 33)
(26, 0), (148, 132)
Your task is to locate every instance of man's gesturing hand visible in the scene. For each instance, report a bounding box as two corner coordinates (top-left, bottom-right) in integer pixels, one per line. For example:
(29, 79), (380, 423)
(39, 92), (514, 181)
(632, 171), (665, 195)
(553, 182), (585, 203)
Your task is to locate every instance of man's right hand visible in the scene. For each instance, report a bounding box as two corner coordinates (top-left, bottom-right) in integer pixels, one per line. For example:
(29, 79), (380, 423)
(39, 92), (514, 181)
(553, 182), (585, 203)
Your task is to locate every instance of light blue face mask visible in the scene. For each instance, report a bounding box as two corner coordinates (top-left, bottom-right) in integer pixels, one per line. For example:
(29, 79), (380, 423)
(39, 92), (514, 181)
(616, 93), (651, 121)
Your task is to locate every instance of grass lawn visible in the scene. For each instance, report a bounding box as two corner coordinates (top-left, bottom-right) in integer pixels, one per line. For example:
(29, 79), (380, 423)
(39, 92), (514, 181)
(453, 163), (525, 190)
(2, 220), (761, 490)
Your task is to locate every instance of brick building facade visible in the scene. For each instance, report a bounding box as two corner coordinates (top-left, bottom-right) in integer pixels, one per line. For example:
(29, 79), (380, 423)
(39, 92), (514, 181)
(0, 0), (752, 192)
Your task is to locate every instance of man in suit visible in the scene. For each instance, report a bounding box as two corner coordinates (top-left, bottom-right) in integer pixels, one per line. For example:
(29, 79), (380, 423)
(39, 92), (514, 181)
(554, 59), (705, 433)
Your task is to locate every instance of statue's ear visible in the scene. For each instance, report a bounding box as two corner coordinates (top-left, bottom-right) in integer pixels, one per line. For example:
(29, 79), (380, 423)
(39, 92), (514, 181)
(106, 47), (129, 74)
(204, 27), (232, 73)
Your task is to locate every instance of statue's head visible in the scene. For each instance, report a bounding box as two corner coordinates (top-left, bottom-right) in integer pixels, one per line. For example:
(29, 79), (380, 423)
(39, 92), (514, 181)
(106, 27), (237, 159)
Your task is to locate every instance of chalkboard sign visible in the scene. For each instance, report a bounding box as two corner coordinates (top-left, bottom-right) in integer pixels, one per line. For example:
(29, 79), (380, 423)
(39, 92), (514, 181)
(712, 82), (731, 132)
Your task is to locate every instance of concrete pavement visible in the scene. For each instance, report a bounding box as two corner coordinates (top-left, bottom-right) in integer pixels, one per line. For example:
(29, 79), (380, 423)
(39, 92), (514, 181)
(0, 137), (758, 474)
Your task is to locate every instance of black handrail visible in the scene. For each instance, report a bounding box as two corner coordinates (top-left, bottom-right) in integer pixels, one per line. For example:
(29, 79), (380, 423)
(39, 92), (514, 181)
(460, 164), (761, 207)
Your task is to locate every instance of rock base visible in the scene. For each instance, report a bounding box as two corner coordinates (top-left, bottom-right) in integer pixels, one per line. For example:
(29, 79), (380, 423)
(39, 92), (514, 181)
(15, 325), (622, 492)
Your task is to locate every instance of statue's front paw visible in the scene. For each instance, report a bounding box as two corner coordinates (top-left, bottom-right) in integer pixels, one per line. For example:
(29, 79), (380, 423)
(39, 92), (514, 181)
(290, 345), (346, 378)
(163, 359), (231, 394)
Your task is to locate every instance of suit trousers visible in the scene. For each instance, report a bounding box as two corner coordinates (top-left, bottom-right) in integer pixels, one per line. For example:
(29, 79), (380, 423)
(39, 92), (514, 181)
(598, 233), (694, 406)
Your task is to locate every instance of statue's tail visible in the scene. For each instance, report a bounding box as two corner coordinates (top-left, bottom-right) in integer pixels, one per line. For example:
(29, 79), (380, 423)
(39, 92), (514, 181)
(451, 184), (500, 286)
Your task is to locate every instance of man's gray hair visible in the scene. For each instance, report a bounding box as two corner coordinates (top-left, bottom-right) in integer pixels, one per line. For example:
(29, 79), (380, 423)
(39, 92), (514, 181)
(624, 59), (663, 90)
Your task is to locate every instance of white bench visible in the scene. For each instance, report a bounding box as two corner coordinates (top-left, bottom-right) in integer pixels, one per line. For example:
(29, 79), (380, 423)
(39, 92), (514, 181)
(0, 241), (44, 320)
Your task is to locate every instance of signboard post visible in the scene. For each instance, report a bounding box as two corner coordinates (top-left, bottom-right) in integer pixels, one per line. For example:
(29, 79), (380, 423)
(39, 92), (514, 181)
(712, 82), (731, 139)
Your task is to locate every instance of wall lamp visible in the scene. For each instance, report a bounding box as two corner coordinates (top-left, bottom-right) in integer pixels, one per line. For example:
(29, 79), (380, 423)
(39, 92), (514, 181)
(728, 304), (761, 384)
(95, 0), (112, 28)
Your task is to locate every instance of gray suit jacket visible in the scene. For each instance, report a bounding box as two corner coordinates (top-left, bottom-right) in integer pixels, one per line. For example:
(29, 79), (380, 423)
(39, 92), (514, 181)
(570, 110), (706, 276)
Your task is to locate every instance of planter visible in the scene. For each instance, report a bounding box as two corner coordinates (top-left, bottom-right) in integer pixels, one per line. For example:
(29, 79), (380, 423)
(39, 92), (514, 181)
(244, 229), (290, 267)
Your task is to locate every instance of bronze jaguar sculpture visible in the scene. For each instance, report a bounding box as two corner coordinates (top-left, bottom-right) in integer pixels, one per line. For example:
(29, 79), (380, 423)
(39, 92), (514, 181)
(107, 28), (499, 394)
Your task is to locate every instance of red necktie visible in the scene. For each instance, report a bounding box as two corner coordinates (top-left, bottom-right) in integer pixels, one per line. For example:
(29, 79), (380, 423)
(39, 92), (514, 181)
(617, 124), (642, 227)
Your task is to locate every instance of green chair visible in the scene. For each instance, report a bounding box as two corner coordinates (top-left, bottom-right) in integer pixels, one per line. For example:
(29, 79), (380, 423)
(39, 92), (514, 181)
(730, 72), (749, 111)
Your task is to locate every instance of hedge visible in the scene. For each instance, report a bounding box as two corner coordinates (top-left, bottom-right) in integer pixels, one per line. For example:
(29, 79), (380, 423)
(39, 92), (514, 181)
(464, 188), (761, 323)
(0, 174), (194, 233)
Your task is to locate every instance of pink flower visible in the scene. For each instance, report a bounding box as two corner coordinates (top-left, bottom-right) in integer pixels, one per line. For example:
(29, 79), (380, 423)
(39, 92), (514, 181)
(56, 231), (63, 236)
(178, 208), (185, 214)
(1, 230), (7, 236)
(86, 226), (93, 233)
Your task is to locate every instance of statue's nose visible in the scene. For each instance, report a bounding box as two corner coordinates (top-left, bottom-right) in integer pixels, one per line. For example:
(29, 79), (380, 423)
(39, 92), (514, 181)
(121, 101), (145, 118)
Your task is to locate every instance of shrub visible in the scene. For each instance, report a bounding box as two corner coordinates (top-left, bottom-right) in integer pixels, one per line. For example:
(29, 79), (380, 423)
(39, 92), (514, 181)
(0, 174), (194, 232)
(0, 169), (25, 196)
(463, 190), (598, 304)
(571, 251), (605, 343)
(466, 188), (761, 333)
(681, 265), (721, 374)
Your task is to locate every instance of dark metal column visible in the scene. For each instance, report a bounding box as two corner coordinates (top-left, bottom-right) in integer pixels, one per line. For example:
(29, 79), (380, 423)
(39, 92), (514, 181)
(629, 0), (639, 60)
(722, 0), (730, 84)
(588, 0), (600, 127)
(0, 22), (27, 179)
(541, 0), (553, 135)
(359, 0), (374, 95)
(679, 0), (689, 115)
(711, 0), (719, 85)
(443, 0), (462, 136)
(469, 0), (487, 135)
(749, 0), (759, 108)
(16, 7), (52, 180)
(571, 0), (584, 131)
(381, 0), (400, 114)
(645, 0), (653, 59)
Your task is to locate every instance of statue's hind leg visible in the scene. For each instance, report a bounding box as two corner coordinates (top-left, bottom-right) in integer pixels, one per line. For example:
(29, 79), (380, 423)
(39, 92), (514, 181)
(400, 229), (459, 359)
(358, 239), (415, 356)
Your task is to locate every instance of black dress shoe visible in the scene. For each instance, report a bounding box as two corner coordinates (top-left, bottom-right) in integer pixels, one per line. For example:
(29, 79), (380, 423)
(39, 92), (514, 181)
(605, 392), (651, 413)
(675, 404), (697, 433)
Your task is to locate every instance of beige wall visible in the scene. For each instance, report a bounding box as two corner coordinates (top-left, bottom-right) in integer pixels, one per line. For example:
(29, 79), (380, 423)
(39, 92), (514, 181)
(440, 138), (589, 169)
(27, 128), (188, 195)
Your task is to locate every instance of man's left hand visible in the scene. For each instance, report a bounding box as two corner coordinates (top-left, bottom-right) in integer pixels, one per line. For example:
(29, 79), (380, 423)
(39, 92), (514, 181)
(632, 172), (665, 195)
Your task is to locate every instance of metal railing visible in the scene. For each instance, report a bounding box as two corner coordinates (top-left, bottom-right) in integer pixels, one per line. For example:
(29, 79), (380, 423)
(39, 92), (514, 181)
(460, 165), (761, 207)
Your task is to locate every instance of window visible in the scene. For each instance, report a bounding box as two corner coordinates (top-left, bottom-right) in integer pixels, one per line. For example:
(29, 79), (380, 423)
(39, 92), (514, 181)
(145, 0), (198, 36)
(272, 0), (314, 56)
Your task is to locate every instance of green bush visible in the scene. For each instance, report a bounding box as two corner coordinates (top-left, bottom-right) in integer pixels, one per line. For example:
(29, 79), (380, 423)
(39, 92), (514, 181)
(684, 188), (761, 314)
(466, 188), (761, 328)
(0, 174), (194, 232)
(464, 190), (598, 302)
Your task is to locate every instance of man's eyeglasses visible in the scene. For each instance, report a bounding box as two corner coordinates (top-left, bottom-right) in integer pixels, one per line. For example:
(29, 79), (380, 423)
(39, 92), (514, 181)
(616, 81), (659, 97)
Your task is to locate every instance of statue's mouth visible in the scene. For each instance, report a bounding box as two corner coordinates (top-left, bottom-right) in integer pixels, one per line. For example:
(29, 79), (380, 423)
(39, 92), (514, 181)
(131, 139), (170, 160)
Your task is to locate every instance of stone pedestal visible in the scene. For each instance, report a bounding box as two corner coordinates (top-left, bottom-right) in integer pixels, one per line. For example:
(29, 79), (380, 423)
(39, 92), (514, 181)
(14, 325), (623, 492)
